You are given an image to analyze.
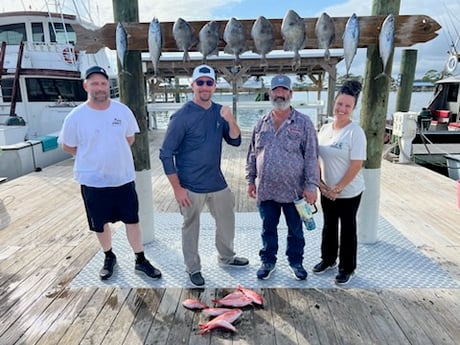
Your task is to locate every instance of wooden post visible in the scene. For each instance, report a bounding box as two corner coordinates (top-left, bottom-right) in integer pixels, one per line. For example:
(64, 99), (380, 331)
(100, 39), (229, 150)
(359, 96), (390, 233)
(113, 0), (154, 243)
(358, 0), (401, 244)
(395, 49), (418, 112)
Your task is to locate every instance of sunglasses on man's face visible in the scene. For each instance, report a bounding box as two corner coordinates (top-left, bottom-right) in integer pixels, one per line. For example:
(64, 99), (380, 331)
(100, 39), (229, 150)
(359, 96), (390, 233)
(195, 79), (215, 87)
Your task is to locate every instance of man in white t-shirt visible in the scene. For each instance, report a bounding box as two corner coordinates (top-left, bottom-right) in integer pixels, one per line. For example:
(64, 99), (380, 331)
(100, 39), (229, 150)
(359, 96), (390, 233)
(58, 66), (162, 281)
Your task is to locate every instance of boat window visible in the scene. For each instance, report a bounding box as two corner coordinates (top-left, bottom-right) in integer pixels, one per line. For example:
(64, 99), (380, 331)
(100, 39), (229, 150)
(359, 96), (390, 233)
(0, 23), (26, 44)
(447, 84), (459, 102)
(25, 78), (86, 102)
(109, 79), (119, 98)
(49, 23), (76, 44)
(31, 23), (45, 42)
(0, 78), (22, 103)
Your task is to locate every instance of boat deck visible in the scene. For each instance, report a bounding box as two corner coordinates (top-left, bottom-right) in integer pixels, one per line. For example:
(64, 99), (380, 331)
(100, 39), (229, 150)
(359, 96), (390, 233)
(0, 129), (459, 344)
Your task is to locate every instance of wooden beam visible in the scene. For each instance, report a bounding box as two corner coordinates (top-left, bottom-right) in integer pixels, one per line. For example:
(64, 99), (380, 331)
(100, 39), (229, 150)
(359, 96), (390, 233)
(73, 14), (440, 53)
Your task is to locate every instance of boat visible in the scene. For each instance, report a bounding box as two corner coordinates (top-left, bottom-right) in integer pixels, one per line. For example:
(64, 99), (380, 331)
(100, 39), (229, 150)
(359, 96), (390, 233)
(0, 10), (117, 181)
(383, 75), (460, 180)
(386, 75), (460, 145)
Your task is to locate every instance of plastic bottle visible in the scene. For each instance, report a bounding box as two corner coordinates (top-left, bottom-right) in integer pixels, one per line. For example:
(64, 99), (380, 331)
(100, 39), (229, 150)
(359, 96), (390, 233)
(293, 198), (316, 231)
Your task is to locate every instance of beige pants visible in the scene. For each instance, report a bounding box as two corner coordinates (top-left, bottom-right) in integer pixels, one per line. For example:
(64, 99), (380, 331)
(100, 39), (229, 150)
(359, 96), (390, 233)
(180, 187), (236, 273)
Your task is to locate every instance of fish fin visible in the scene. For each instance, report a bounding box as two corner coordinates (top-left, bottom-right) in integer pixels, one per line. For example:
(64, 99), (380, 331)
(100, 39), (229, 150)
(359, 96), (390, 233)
(292, 51), (301, 71)
(283, 41), (291, 52)
(191, 35), (199, 48)
(302, 37), (308, 50)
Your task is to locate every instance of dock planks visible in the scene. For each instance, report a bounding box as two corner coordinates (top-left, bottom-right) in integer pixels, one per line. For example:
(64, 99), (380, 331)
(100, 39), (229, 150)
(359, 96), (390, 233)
(0, 129), (459, 344)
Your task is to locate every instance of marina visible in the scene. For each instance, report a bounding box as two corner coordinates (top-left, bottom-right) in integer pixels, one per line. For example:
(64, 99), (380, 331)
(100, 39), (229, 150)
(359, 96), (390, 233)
(0, 129), (459, 344)
(1, 4), (460, 343)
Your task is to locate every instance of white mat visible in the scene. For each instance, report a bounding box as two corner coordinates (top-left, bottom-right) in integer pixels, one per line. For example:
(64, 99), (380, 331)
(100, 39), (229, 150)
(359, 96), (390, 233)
(70, 212), (460, 289)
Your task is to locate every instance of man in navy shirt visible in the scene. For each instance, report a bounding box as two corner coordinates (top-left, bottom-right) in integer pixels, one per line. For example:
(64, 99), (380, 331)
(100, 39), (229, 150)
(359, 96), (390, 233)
(159, 64), (249, 286)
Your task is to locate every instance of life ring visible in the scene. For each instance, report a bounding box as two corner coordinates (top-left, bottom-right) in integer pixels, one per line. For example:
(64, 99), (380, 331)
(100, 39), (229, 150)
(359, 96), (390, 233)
(446, 54), (458, 74)
(62, 47), (75, 64)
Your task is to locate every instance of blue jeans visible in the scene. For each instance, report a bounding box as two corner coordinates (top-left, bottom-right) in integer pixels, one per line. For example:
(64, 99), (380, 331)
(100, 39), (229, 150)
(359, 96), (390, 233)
(258, 200), (305, 266)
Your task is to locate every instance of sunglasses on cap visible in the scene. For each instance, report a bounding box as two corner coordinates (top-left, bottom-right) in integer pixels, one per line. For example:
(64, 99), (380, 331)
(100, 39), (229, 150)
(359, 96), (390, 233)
(195, 79), (215, 87)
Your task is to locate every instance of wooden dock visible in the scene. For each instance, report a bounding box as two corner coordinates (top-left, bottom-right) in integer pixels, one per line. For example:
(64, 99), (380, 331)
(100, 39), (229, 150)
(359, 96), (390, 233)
(0, 129), (459, 345)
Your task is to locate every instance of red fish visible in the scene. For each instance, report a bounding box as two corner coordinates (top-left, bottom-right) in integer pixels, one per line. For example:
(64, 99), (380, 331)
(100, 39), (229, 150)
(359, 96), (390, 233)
(197, 319), (237, 335)
(212, 292), (253, 307)
(197, 309), (242, 335)
(202, 307), (234, 317)
(237, 285), (264, 305)
(182, 298), (209, 310)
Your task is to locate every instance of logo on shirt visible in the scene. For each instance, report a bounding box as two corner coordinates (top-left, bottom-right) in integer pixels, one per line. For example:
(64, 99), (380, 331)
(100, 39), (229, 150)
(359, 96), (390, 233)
(331, 141), (343, 149)
(112, 118), (122, 126)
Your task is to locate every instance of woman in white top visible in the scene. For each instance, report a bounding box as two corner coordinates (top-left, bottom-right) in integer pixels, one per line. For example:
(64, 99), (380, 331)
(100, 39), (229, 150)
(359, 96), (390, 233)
(313, 80), (367, 285)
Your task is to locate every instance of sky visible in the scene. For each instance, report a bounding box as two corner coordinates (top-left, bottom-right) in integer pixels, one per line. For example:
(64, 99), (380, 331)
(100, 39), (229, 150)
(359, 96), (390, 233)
(2, 0), (460, 79)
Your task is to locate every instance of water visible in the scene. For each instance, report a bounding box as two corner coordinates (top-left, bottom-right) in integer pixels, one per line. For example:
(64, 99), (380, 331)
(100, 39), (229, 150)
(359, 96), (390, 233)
(151, 91), (433, 130)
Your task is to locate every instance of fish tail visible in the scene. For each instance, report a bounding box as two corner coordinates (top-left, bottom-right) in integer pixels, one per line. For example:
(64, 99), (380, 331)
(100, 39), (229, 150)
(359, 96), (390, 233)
(292, 53), (301, 71)
(183, 51), (190, 62)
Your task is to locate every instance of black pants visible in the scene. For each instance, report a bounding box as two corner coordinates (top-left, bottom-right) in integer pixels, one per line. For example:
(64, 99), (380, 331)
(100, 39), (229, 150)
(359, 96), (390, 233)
(320, 193), (362, 274)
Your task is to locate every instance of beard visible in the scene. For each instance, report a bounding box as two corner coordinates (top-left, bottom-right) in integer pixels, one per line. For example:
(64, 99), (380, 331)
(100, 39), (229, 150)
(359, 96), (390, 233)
(91, 90), (109, 103)
(197, 90), (212, 103)
(270, 96), (291, 111)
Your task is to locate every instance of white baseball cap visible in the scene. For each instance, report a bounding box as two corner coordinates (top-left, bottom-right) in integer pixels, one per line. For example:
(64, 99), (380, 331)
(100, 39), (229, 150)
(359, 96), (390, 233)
(192, 64), (216, 82)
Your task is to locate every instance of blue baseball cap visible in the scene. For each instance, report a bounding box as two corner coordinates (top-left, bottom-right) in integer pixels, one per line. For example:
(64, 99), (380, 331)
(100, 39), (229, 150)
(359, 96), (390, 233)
(85, 66), (109, 79)
(271, 74), (292, 90)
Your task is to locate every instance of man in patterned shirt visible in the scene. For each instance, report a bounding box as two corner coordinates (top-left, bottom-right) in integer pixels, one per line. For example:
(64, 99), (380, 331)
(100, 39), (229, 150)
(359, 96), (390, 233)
(245, 74), (319, 281)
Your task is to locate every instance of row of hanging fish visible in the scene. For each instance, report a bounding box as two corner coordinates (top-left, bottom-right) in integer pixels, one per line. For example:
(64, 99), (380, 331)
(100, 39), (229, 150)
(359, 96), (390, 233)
(114, 11), (394, 78)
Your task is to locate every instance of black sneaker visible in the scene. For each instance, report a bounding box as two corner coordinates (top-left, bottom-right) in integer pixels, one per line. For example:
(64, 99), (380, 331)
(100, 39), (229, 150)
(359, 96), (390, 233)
(312, 261), (337, 274)
(290, 264), (308, 281)
(256, 263), (275, 280)
(100, 255), (117, 280)
(219, 256), (249, 268)
(135, 260), (162, 280)
(189, 271), (205, 286)
(335, 271), (354, 285)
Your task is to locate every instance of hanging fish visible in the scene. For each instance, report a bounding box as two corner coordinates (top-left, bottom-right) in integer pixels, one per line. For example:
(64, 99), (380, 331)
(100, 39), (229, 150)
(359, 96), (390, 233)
(173, 18), (197, 62)
(251, 16), (275, 67)
(223, 17), (247, 65)
(198, 20), (220, 63)
(376, 14), (395, 80)
(148, 17), (162, 78)
(281, 9), (307, 70)
(115, 22), (128, 72)
(315, 12), (335, 61)
(342, 13), (360, 77)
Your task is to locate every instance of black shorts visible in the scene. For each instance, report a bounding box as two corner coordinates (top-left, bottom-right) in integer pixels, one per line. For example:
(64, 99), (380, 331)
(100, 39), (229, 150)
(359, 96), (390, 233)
(81, 181), (139, 232)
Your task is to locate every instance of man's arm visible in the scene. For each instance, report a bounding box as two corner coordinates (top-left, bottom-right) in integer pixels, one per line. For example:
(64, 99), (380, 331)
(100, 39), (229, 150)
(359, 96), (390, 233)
(62, 144), (77, 155)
